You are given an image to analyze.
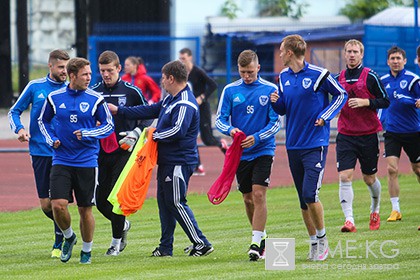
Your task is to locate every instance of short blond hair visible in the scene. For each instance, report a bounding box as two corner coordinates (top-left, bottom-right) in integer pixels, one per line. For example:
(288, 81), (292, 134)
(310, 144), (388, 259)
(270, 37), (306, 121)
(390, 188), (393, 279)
(344, 39), (364, 55)
(281, 34), (306, 57)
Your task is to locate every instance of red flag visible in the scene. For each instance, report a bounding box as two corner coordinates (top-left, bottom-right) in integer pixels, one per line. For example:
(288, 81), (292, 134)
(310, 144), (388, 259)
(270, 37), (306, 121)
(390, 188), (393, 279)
(207, 131), (246, 204)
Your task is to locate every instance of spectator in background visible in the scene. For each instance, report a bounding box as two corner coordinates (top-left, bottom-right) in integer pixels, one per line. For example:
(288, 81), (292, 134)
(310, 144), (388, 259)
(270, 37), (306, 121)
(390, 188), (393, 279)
(381, 46), (420, 223)
(8, 49), (70, 259)
(122, 56), (161, 104)
(179, 48), (228, 176)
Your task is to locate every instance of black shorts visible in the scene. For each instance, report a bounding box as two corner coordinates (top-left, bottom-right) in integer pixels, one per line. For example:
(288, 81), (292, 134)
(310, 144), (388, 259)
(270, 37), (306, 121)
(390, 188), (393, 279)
(50, 165), (97, 207)
(31, 156), (52, 199)
(336, 133), (380, 175)
(236, 155), (273, 194)
(384, 131), (420, 163)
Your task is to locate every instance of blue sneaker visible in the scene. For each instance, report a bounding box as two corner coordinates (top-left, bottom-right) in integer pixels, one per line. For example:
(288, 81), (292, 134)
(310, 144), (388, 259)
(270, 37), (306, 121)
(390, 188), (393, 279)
(80, 250), (91, 264)
(60, 234), (77, 263)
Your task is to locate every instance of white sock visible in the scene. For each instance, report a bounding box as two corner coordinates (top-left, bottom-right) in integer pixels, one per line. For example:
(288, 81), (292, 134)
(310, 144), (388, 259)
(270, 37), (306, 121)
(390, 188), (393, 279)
(310, 235), (317, 244)
(316, 228), (326, 239)
(367, 178), (381, 213)
(82, 241), (93, 253)
(62, 227), (74, 239)
(390, 197), (400, 212)
(111, 238), (121, 250)
(262, 230), (267, 240)
(339, 181), (354, 223)
(251, 230), (264, 245)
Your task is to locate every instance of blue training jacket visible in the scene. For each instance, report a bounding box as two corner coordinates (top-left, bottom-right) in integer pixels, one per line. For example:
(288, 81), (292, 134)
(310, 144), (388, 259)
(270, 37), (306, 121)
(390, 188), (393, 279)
(380, 69), (420, 133)
(118, 85), (199, 166)
(8, 75), (67, 156)
(272, 62), (347, 150)
(216, 76), (282, 161)
(38, 86), (114, 167)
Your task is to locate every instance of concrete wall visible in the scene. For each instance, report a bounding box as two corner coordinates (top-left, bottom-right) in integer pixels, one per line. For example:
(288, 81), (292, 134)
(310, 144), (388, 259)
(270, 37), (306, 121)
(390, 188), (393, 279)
(11, 0), (76, 65)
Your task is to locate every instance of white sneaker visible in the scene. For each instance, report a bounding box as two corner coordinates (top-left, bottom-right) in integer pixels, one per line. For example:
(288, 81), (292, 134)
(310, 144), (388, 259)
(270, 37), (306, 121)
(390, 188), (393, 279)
(307, 242), (318, 261)
(105, 246), (120, 256)
(317, 237), (328, 261)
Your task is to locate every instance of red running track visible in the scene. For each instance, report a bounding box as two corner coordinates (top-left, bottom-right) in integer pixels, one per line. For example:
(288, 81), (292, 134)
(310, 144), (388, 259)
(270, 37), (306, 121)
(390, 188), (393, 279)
(0, 139), (413, 212)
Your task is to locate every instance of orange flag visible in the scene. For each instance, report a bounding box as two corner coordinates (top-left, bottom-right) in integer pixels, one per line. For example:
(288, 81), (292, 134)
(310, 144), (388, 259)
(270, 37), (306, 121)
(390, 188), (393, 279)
(117, 128), (158, 216)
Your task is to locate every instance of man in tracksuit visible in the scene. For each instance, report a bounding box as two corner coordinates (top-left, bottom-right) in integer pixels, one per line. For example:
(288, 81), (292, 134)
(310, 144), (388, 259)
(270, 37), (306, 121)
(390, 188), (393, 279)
(39, 57), (114, 264)
(108, 60), (213, 257)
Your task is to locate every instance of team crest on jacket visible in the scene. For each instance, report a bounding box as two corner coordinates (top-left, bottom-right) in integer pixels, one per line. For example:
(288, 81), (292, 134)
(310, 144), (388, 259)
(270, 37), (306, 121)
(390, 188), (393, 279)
(400, 80), (408, 89)
(259, 95), (269, 106)
(302, 78), (312, 89)
(118, 96), (127, 106)
(79, 102), (89, 113)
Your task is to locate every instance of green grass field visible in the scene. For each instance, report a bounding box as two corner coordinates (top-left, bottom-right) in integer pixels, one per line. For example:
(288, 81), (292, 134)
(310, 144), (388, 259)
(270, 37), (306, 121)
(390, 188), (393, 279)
(1, 175), (419, 279)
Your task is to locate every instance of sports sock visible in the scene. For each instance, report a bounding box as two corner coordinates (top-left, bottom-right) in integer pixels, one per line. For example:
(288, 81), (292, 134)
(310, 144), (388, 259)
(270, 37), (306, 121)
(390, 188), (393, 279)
(82, 241), (93, 253)
(251, 230), (264, 246)
(63, 227), (74, 239)
(309, 235), (317, 245)
(390, 197), (400, 212)
(316, 228), (326, 239)
(339, 181), (354, 223)
(262, 230), (267, 240)
(367, 178), (381, 213)
(54, 222), (64, 247)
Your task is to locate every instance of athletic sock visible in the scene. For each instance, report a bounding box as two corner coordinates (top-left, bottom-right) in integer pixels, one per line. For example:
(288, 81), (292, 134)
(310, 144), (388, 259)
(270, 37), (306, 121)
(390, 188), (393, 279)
(367, 178), (381, 213)
(316, 228), (326, 239)
(339, 181), (354, 223)
(54, 222), (64, 247)
(251, 230), (264, 246)
(390, 197), (400, 212)
(262, 230), (267, 240)
(63, 227), (74, 239)
(310, 235), (317, 245)
(82, 241), (93, 253)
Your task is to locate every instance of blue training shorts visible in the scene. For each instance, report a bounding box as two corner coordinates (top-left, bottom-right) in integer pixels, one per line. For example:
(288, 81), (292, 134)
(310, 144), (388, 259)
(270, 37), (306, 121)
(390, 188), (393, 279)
(31, 155), (52, 199)
(287, 146), (328, 210)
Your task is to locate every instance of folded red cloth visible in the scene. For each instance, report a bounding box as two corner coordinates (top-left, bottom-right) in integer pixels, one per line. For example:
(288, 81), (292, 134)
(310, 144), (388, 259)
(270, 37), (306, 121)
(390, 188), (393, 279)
(207, 131), (246, 205)
(100, 132), (119, 153)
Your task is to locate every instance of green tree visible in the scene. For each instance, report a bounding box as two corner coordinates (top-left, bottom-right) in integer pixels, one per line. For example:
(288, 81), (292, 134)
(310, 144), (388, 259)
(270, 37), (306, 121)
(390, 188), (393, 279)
(340, 0), (413, 22)
(220, 0), (308, 19)
(257, 0), (308, 18)
(220, 0), (241, 19)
